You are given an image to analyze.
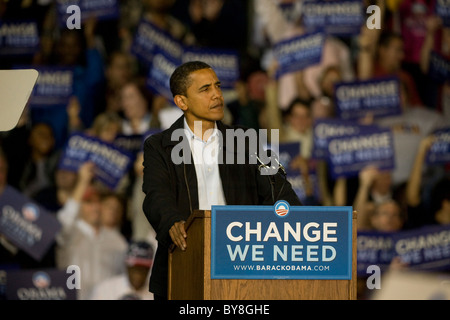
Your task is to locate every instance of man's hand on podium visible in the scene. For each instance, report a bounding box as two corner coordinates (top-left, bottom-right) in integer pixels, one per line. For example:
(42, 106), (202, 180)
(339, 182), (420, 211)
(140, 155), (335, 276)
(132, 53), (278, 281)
(169, 221), (187, 251)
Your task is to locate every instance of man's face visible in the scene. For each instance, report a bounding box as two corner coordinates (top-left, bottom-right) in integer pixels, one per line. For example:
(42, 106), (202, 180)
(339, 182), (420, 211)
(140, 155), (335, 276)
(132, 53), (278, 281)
(178, 68), (225, 123)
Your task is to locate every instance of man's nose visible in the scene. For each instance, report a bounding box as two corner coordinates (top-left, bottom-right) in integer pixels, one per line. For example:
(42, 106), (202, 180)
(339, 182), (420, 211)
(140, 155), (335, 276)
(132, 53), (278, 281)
(211, 86), (222, 99)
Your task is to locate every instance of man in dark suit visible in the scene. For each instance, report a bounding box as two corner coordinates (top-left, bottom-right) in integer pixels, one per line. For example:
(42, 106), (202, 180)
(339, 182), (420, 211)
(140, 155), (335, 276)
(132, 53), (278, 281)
(142, 61), (301, 300)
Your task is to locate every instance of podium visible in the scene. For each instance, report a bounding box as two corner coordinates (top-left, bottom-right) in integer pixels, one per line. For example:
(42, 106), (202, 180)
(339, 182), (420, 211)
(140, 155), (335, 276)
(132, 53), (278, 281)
(168, 209), (357, 300)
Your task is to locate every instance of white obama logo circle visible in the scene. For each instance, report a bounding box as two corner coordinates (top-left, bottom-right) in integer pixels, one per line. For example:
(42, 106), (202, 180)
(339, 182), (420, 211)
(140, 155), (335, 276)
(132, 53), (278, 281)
(274, 200), (290, 217)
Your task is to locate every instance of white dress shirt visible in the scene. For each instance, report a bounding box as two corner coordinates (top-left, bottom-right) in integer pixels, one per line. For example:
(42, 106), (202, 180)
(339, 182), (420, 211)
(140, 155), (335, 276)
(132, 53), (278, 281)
(184, 119), (226, 210)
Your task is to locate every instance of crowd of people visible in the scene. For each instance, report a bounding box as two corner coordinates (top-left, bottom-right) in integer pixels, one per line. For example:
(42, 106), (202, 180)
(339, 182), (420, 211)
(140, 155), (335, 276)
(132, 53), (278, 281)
(0, 0), (449, 300)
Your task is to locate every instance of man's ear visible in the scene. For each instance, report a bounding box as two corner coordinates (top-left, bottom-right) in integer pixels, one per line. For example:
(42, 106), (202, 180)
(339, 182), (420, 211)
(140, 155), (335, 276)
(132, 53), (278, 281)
(174, 95), (188, 112)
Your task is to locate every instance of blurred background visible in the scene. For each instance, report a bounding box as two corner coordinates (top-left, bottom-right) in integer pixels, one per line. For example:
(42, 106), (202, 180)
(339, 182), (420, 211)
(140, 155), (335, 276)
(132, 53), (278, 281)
(0, 0), (449, 300)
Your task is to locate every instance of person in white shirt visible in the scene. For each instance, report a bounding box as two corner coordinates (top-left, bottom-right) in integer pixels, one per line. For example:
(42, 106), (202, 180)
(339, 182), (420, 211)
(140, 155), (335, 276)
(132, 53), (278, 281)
(55, 162), (128, 300)
(90, 240), (155, 300)
(142, 61), (302, 300)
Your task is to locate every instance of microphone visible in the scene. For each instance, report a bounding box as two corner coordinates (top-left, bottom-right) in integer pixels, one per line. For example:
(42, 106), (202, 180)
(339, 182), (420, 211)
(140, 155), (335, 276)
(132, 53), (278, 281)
(273, 155), (287, 177)
(253, 152), (271, 174)
(253, 152), (286, 177)
(252, 151), (288, 203)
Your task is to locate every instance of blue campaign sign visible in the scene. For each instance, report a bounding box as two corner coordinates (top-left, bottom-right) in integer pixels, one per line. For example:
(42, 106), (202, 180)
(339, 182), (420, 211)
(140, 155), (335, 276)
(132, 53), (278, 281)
(428, 51), (450, 84)
(273, 32), (324, 77)
(312, 118), (364, 160)
(58, 132), (134, 190)
(0, 19), (40, 56)
(0, 186), (61, 262)
(147, 50), (181, 102)
(427, 127), (450, 165)
(302, 0), (364, 36)
(211, 203), (353, 280)
(436, 0), (450, 27)
(325, 125), (396, 179)
(357, 231), (395, 276)
(277, 142), (320, 205)
(56, 0), (120, 27)
(131, 19), (184, 66)
(6, 268), (77, 300)
(15, 65), (74, 108)
(182, 47), (240, 89)
(334, 77), (402, 121)
(391, 224), (450, 272)
(112, 134), (144, 156)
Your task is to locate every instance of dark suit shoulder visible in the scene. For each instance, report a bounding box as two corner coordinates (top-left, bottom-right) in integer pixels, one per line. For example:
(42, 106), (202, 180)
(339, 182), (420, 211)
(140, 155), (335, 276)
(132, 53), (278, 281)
(143, 131), (164, 149)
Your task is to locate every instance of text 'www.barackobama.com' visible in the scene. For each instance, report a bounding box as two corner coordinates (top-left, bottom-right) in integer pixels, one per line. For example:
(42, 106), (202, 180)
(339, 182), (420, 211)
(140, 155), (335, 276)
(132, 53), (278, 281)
(233, 264), (331, 271)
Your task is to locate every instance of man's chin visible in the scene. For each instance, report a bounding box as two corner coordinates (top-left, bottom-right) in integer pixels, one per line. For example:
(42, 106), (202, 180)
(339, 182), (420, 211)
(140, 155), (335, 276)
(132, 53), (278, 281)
(209, 109), (224, 121)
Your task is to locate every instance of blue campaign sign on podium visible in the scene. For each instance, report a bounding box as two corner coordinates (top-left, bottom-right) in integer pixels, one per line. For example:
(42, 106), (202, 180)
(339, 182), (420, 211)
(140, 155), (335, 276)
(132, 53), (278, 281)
(211, 202), (353, 280)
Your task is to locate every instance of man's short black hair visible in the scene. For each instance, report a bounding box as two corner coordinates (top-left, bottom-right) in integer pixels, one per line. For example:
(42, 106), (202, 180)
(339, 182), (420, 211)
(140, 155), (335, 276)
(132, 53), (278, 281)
(169, 61), (212, 97)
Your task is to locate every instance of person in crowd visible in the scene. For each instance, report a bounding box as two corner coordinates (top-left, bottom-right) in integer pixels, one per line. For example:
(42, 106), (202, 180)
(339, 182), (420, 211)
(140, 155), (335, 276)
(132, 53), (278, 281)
(100, 191), (131, 240)
(366, 199), (406, 232)
(87, 110), (135, 195)
(120, 79), (160, 135)
(357, 1), (423, 106)
(310, 66), (341, 120)
(308, 64), (347, 207)
(142, 61), (301, 300)
(28, 164), (80, 270)
(428, 177), (450, 225)
(90, 240), (155, 300)
(420, 14), (450, 116)
(375, 80), (449, 188)
(0, 146), (60, 269)
(394, 0), (438, 107)
(263, 60), (318, 205)
(33, 165), (78, 213)
(183, 0), (247, 52)
(19, 122), (60, 199)
(128, 151), (157, 250)
(119, 0), (196, 54)
(227, 68), (268, 131)
(406, 134), (450, 227)
(0, 108), (31, 191)
(55, 161), (128, 300)
(264, 61), (314, 159)
(89, 111), (123, 144)
(374, 32), (423, 107)
(100, 51), (136, 116)
(0, 0), (53, 69)
(31, 18), (105, 148)
(0, 148), (18, 268)
(353, 166), (406, 231)
(254, 0), (355, 110)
